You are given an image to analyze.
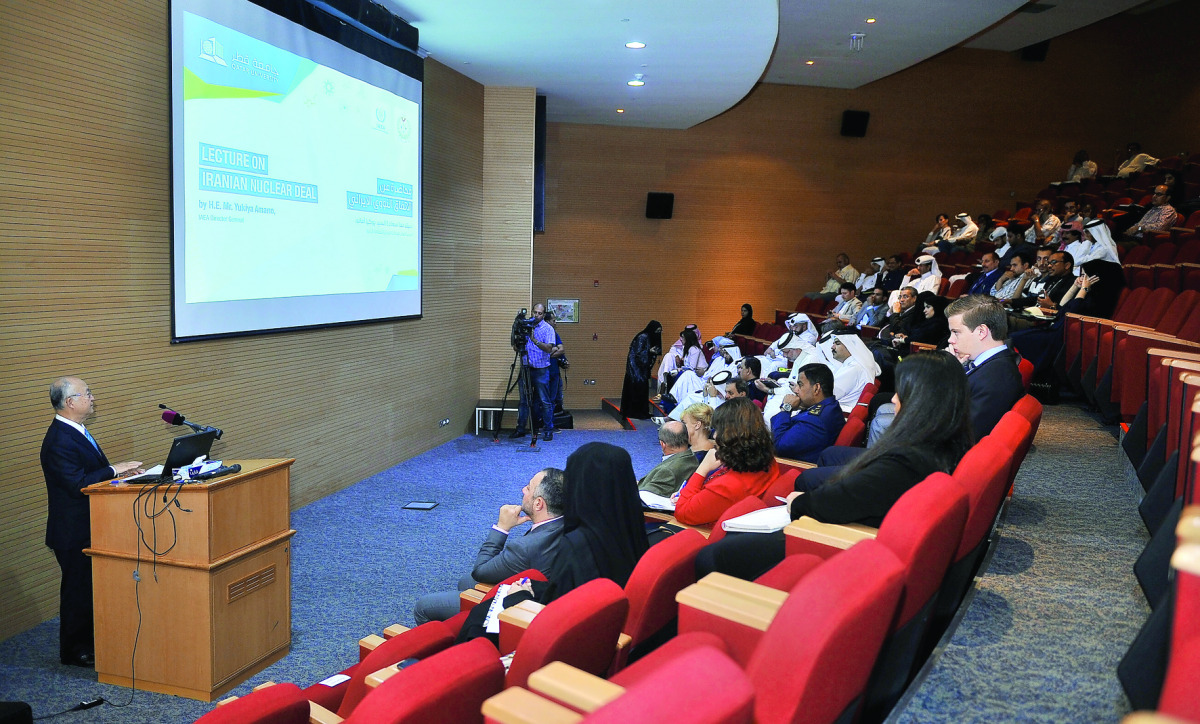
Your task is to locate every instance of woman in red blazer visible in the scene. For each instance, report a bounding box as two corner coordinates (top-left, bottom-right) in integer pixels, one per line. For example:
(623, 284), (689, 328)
(674, 397), (778, 525)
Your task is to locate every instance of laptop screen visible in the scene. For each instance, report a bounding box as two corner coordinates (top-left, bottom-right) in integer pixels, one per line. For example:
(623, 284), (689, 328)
(163, 430), (219, 476)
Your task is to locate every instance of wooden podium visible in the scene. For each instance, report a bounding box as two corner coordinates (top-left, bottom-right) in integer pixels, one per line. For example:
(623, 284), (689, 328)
(84, 459), (296, 701)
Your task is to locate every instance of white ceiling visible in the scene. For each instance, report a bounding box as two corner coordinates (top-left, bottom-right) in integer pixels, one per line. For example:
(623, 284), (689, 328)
(379, 0), (1161, 129)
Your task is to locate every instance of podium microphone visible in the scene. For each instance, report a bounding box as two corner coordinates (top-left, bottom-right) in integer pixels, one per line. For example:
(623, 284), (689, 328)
(158, 404), (224, 439)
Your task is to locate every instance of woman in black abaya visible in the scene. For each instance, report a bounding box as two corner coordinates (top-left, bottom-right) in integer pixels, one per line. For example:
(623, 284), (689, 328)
(620, 320), (663, 419)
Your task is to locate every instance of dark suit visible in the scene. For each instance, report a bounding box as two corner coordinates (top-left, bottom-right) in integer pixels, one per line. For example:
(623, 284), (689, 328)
(41, 418), (113, 660)
(967, 347), (1025, 440)
(413, 517), (564, 624)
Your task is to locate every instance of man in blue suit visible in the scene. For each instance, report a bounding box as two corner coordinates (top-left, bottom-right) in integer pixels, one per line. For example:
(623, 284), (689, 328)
(966, 252), (1004, 296)
(413, 467), (565, 624)
(41, 376), (143, 667)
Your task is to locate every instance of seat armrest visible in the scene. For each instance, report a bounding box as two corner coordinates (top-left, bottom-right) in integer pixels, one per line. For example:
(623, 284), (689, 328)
(499, 600), (546, 654)
(382, 623), (409, 639)
(776, 456), (816, 470)
(461, 588), (486, 612)
(475, 583), (495, 594)
(366, 663), (400, 689)
(783, 517), (878, 558)
(308, 701), (344, 724)
(1178, 505), (1200, 544)
(359, 634), (384, 661)
(527, 661), (625, 713)
(675, 578), (785, 666)
(483, 687), (584, 724)
(694, 572), (791, 608)
(1121, 713), (1195, 724)
(644, 511), (712, 538)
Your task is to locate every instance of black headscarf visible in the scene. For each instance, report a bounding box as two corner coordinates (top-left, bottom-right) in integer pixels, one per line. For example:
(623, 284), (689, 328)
(907, 292), (951, 347)
(731, 304), (756, 337)
(544, 442), (649, 599)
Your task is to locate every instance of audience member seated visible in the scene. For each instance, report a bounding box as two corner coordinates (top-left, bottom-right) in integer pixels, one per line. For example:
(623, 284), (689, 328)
(656, 327), (707, 397)
(1074, 219), (1122, 271)
(855, 257), (885, 296)
(665, 337), (740, 408)
(761, 315), (817, 370)
(456, 443), (648, 642)
(673, 398), (779, 526)
(966, 252), (1003, 296)
(944, 295), (1025, 439)
(1024, 200), (1061, 248)
(737, 357), (767, 405)
(991, 251), (1035, 302)
(879, 255), (908, 292)
(1115, 142), (1158, 178)
(656, 324), (702, 394)
(1123, 185), (1178, 242)
(679, 403), (715, 462)
(896, 255), (942, 300)
(901, 292), (951, 349)
(933, 212), (977, 254)
(729, 303), (757, 338)
(808, 253), (860, 300)
(1066, 149), (1097, 182)
(413, 468), (565, 625)
(769, 363), (844, 463)
(1033, 250), (1078, 309)
(852, 287), (890, 330)
(637, 421), (700, 497)
(819, 283), (863, 333)
(1053, 199), (1085, 245)
(878, 287), (921, 346)
(695, 351), (972, 581)
(921, 213), (952, 252)
(668, 374), (746, 422)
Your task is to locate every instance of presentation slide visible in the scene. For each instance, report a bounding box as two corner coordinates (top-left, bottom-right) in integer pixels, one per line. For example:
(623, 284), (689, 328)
(171, 0), (422, 340)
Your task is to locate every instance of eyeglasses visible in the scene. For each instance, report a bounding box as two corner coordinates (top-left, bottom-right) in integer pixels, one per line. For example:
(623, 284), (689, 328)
(68, 390), (94, 399)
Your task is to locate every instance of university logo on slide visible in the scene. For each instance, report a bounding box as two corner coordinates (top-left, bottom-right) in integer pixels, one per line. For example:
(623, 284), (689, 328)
(398, 116), (411, 140)
(200, 36), (227, 66)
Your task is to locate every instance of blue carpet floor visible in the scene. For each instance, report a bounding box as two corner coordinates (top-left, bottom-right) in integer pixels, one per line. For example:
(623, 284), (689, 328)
(0, 407), (1151, 722)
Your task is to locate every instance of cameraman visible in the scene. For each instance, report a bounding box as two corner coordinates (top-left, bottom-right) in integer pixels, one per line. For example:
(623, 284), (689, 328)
(545, 310), (568, 415)
(511, 304), (558, 441)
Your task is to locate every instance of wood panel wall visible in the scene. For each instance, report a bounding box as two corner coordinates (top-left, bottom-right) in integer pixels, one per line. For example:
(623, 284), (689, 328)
(479, 88), (536, 400)
(536, 2), (1200, 408)
(0, 3), (497, 640)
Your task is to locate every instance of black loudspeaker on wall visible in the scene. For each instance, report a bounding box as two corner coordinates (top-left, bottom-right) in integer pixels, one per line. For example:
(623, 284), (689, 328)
(840, 110), (870, 137)
(646, 192), (674, 219)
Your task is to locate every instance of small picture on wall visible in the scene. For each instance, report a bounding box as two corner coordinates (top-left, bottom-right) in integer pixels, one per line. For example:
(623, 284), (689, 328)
(547, 298), (579, 323)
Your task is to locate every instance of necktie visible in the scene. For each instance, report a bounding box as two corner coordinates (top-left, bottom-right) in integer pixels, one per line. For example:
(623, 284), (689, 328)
(83, 427), (101, 453)
(965, 359), (977, 373)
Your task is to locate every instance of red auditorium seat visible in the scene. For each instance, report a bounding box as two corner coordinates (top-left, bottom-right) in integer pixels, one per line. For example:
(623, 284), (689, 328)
(613, 529), (708, 674)
(1159, 543), (1200, 723)
(1126, 265), (1154, 289)
(784, 473), (969, 720)
(200, 638), (505, 724)
(1019, 357), (1034, 390)
(1154, 266), (1181, 293)
(1064, 286), (1149, 377)
(1146, 243), (1179, 267)
(833, 416), (867, 448)
(627, 539), (905, 724)
(1116, 333), (1200, 422)
(760, 468), (800, 505)
(1181, 264), (1200, 294)
(1105, 291), (1200, 418)
(946, 278), (967, 298)
(1082, 288), (1178, 405)
(795, 297), (815, 313)
(929, 436), (1018, 634)
(1124, 245), (1153, 266)
(1175, 239), (1200, 265)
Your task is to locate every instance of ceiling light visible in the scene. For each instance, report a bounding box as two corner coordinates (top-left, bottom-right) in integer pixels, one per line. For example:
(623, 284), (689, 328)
(616, 109), (625, 113)
(866, 18), (876, 23)
(625, 41), (646, 49)
(805, 60), (815, 65)
(627, 73), (645, 87)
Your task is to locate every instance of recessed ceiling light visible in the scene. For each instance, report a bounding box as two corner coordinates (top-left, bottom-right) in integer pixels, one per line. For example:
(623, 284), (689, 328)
(805, 60), (815, 65)
(627, 79), (645, 87)
(616, 109), (625, 113)
(625, 41), (646, 49)
(866, 18), (876, 23)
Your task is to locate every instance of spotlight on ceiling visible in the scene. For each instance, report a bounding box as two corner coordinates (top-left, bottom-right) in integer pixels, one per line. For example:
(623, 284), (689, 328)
(625, 41), (646, 49)
(627, 73), (645, 87)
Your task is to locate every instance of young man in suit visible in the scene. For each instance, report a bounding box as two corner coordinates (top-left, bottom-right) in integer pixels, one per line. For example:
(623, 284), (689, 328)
(945, 295), (1026, 439)
(412, 468), (565, 624)
(41, 377), (143, 667)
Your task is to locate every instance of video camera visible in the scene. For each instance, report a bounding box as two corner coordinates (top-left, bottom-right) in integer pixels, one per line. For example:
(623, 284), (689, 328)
(511, 308), (540, 347)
